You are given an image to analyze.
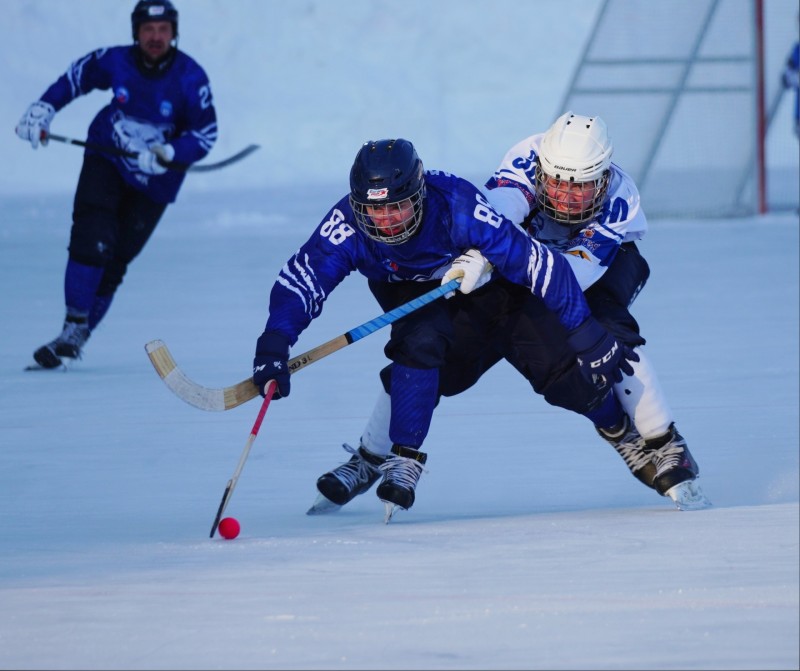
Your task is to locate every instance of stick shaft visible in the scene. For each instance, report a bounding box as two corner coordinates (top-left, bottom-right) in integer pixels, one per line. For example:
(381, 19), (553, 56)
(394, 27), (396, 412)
(209, 380), (277, 538)
(285, 280), (459, 373)
(45, 132), (259, 173)
(147, 278), (460, 411)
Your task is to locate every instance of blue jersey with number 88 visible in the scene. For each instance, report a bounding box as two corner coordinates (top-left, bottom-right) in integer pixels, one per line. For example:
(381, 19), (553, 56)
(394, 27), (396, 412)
(264, 170), (591, 344)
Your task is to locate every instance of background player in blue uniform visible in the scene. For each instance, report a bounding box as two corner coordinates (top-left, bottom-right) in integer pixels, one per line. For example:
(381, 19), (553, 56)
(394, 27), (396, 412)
(252, 138), (638, 519)
(782, 36), (800, 140)
(15, 0), (217, 369)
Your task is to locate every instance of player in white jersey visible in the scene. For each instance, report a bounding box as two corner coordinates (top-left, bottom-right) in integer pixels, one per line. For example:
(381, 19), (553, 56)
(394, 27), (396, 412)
(480, 111), (706, 509)
(312, 113), (709, 514)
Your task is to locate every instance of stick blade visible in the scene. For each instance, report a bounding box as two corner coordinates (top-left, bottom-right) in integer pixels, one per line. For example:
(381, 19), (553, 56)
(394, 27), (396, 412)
(210, 481), (233, 538)
(145, 339), (227, 411)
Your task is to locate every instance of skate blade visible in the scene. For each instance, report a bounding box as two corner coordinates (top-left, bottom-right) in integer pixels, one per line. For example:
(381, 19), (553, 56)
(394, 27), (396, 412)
(666, 479), (712, 511)
(383, 501), (400, 524)
(25, 361), (67, 372)
(306, 493), (342, 515)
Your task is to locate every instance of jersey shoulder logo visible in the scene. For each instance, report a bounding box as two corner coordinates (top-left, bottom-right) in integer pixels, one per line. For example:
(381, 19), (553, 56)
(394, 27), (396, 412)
(566, 249), (591, 261)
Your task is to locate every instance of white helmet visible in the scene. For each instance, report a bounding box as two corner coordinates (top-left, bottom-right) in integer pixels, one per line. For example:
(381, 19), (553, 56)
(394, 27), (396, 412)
(534, 111), (613, 225)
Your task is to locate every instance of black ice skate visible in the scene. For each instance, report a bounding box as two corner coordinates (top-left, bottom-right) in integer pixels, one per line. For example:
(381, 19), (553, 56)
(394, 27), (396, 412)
(376, 445), (427, 523)
(645, 423), (711, 510)
(31, 317), (90, 370)
(306, 443), (385, 515)
(596, 413), (657, 489)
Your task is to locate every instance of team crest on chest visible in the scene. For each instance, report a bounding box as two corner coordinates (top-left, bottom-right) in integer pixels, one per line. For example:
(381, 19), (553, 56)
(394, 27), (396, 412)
(115, 87), (130, 104)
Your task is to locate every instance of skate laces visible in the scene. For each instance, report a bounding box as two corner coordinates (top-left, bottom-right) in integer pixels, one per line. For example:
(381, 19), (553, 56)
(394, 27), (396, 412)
(330, 443), (381, 490)
(379, 453), (426, 490)
(598, 416), (651, 472)
(58, 321), (90, 348)
(650, 434), (689, 477)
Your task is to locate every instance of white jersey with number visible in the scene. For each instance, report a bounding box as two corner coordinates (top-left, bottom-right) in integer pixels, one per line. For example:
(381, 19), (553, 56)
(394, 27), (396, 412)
(483, 133), (648, 291)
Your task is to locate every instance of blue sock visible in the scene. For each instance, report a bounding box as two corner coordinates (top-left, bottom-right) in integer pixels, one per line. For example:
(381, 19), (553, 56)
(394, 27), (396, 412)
(388, 363), (439, 448)
(64, 259), (104, 322)
(584, 391), (625, 430)
(88, 294), (114, 330)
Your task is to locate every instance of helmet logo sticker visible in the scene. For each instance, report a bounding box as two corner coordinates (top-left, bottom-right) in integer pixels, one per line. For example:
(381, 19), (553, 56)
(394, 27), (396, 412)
(367, 188), (389, 201)
(148, 6), (166, 17)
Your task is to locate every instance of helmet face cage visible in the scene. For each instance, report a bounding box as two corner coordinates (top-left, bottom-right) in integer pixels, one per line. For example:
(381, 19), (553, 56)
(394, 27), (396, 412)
(349, 139), (426, 245)
(533, 163), (610, 225)
(131, 0), (179, 42)
(533, 111), (613, 226)
(350, 191), (425, 245)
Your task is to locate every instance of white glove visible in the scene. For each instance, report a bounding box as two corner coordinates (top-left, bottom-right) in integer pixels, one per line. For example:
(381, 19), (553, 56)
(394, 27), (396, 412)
(15, 101), (56, 149)
(441, 249), (493, 297)
(137, 143), (175, 175)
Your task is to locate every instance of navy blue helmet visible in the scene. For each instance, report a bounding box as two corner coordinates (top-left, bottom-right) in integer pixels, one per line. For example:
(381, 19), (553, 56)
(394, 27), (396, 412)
(131, 0), (179, 41)
(349, 139), (425, 244)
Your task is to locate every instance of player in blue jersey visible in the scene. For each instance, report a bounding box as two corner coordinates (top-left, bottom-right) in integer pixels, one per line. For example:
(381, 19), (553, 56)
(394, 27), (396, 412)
(316, 114), (709, 515)
(782, 37), (800, 139)
(252, 138), (639, 519)
(15, 0), (217, 369)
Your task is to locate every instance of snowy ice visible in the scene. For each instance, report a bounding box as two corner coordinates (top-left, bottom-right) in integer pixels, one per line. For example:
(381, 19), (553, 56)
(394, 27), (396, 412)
(1, 2), (798, 670)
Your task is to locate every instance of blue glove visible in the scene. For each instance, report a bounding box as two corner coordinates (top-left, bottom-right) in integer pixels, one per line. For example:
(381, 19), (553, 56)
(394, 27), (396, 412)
(253, 331), (291, 398)
(567, 317), (639, 391)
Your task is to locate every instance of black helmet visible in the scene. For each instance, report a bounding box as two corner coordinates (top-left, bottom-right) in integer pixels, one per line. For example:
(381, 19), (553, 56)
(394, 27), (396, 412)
(349, 139), (425, 244)
(131, 0), (179, 41)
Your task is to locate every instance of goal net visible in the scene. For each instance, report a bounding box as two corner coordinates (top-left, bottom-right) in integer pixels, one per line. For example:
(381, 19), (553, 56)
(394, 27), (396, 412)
(558, 0), (799, 218)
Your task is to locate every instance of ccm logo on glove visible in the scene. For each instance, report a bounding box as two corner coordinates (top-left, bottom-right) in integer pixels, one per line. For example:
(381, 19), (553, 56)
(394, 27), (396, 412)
(568, 317), (639, 391)
(585, 340), (619, 369)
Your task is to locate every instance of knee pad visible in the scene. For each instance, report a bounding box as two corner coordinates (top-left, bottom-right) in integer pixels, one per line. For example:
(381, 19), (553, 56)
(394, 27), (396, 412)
(540, 363), (607, 415)
(384, 323), (452, 369)
(68, 227), (114, 267)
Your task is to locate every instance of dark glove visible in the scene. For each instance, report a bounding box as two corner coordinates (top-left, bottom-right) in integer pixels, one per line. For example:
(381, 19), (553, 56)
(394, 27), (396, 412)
(253, 331), (291, 399)
(567, 317), (639, 391)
